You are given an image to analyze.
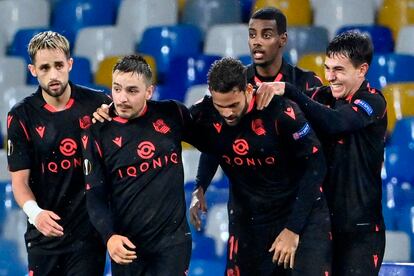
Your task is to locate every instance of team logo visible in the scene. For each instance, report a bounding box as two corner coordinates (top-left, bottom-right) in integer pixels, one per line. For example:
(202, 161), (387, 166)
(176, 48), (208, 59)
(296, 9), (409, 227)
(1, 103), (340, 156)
(153, 119), (170, 134)
(79, 115), (92, 129)
(83, 159), (92, 175)
(354, 99), (373, 115)
(59, 138), (77, 156)
(112, 137), (122, 147)
(292, 123), (310, 140)
(284, 107), (296, 120)
(81, 135), (89, 149)
(251, 119), (266, 136)
(137, 141), (155, 159)
(213, 122), (222, 133)
(35, 126), (45, 138)
(232, 139), (249, 156)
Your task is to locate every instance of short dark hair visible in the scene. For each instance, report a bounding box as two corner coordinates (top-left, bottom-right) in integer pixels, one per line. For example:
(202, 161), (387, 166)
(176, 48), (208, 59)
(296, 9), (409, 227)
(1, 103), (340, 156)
(250, 7), (287, 34)
(208, 57), (247, 93)
(113, 55), (153, 86)
(326, 31), (373, 67)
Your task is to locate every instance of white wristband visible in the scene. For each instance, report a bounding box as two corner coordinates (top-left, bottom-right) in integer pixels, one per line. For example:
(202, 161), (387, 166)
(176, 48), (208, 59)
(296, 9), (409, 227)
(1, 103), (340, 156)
(22, 200), (43, 225)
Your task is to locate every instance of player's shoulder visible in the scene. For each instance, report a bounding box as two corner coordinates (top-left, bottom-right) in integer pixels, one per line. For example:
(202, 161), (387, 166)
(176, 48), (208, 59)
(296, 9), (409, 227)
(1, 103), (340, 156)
(73, 83), (111, 104)
(8, 92), (38, 116)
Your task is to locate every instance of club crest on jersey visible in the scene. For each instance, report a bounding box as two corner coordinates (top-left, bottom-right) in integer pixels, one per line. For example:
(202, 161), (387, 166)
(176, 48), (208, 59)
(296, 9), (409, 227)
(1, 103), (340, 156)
(153, 119), (170, 134)
(354, 99), (373, 115)
(251, 119), (266, 136)
(79, 115), (92, 129)
(293, 123), (310, 140)
(35, 125), (45, 138)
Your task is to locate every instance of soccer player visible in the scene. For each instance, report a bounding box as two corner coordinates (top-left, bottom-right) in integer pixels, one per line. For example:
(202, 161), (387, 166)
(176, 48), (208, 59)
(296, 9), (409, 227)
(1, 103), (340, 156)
(82, 55), (198, 275)
(190, 7), (324, 273)
(270, 31), (387, 275)
(7, 31), (109, 275)
(189, 57), (331, 275)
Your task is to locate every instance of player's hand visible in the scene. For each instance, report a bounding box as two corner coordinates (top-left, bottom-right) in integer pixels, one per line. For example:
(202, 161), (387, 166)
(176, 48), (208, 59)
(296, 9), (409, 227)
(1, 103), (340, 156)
(189, 187), (207, 231)
(255, 82), (286, 110)
(92, 103), (112, 123)
(269, 228), (299, 269)
(34, 210), (64, 237)
(107, 235), (137, 265)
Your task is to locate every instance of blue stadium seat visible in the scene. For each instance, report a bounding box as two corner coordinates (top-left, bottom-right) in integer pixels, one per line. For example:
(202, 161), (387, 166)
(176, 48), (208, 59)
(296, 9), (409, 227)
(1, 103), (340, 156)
(336, 25), (394, 53)
(380, 263), (414, 276)
(8, 28), (49, 63)
(70, 57), (92, 86)
(189, 259), (226, 276)
(367, 54), (414, 89)
(192, 233), (218, 260)
(0, 239), (26, 275)
(238, 55), (252, 66)
(389, 117), (414, 149)
(239, 0), (254, 22)
(165, 54), (221, 102)
(51, 0), (116, 46)
(138, 25), (202, 82)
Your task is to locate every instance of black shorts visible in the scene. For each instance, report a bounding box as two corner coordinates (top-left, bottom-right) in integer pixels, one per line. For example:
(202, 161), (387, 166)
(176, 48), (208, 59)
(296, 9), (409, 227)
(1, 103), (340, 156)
(28, 243), (106, 276)
(111, 239), (192, 276)
(332, 230), (385, 276)
(226, 200), (332, 276)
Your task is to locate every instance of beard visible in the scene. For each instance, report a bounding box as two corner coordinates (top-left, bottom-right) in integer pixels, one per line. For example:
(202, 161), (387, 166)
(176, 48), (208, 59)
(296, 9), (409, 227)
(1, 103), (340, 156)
(41, 81), (69, 98)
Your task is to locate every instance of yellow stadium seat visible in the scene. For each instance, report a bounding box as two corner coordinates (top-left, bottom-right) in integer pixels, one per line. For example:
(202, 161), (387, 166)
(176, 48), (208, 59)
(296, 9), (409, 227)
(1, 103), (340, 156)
(382, 83), (414, 132)
(94, 55), (157, 89)
(297, 53), (328, 85)
(378, 0), (414, 40)
(178, 0), (186, 17)
(252, 0), (312, 26)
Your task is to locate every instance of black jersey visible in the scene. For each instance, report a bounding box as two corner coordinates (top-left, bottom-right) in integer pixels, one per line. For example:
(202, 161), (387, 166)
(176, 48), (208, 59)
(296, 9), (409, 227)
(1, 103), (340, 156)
(190, 95), (326, 233)
(195, 60), (323, 191)
(284, 80), (387, 232)
(7, 83), (110, 254)
(83, 100), (197, 252)
(246, 58), (323, 90)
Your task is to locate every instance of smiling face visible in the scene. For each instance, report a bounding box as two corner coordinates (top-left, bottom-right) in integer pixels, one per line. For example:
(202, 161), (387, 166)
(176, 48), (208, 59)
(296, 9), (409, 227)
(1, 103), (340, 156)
(324, 53), (368, 99)
(248, 18), (287, 69)
(112, 70), (153, 120)
(28, 48), (72, 100)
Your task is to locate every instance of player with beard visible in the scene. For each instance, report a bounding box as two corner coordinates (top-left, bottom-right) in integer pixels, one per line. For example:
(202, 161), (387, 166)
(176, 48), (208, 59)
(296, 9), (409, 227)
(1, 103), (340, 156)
(190, 7), (324, 272)
(7, 31), (109, 275)
(189, 57), (331, 275)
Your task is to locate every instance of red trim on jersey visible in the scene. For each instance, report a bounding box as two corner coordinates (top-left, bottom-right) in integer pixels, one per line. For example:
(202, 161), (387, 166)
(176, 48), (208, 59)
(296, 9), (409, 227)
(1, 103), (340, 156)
(311, 87), (321, 100)
(113, 117), (128, 124)
(246, 95), (256, 114)
(95, 141), (103, 158)
(43, 98), (75, 112)
(253, 72), (283, 85)
(19, 120), (30, 141)
(7, 115), (13, 129)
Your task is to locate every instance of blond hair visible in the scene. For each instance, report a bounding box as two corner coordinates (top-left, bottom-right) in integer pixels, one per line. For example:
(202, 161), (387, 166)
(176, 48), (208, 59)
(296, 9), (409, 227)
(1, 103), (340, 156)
(28, 31), (70, 63)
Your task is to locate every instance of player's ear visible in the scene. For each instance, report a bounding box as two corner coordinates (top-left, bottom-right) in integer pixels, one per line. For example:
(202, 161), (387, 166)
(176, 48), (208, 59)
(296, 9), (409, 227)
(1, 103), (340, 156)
(146, 85), (154, 100)
(28, 64), (37, 77)
(246, 83), (254, 95)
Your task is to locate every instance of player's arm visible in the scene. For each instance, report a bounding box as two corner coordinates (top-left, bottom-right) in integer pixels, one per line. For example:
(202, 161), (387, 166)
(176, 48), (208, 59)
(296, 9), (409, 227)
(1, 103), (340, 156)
(82, 127), (136, 264)
(7, 111), (64, 237)
(268, 101), (327, 269)
(282, 83), (386, 134)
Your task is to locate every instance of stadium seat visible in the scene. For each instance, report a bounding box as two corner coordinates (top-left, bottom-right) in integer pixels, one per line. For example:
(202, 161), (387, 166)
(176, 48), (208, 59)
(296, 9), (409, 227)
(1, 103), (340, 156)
(253, 0), (312, 26)
(0, 238), (26, 275)
(182, 0), (242, 38)
(204, 202), (229, 257)
(389, 117), (414, 148)
(51, 0), (116, 46)
(384, 231), (411, 262)
(240, 0), (254, 22)
(0, 85), (37, 136)
(0, 31), (7, 57)
(69, 57), (93, 86)
(0, 57), (26, 87)
(0, 0), (50, 46)
(184, 84), (209, 107)
(74, 26), (135, 73)
(8, 28), (49, 64)
(297, 53), (328, 85)
(204, 24), (249, 58)
(189, 259), (226, 276)
(192, 233), (218, 260)
(378, 0), (414, 41)
(381, 83), (414, 131)
(285, 26), (329, 65)
(165, 54), (221, 102)
(395, 25), (414, 55)
(138, 25), (202, 81)
(313, 0), (376, 38)
(336, 25), (394, 53)
(367, 54), (414, 90)
(238, 54), (252, 66)
(117, 0), (178, 43)
(380, 263), (414, 276)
